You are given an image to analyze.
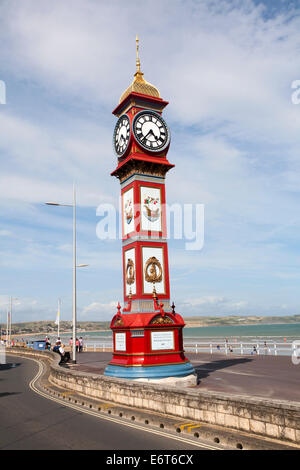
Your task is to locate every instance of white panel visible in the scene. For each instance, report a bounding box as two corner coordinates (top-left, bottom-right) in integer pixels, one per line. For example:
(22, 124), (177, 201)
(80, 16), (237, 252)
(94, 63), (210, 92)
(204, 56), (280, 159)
(151, 331), (174, 350)
(124, 247), (136, 296)
(115, 333), (126, 351)
(141, 186), (162, 232)
(142, 246), (165, 294)
(123, 187), (134, 235)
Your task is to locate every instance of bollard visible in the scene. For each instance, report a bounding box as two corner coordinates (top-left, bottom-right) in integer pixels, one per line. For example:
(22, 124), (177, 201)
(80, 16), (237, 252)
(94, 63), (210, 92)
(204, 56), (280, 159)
(240, 343), (243, 355)
(274, 344), (277, 356)
(210, 343), (213, 354)
(195, 343), (198, 354)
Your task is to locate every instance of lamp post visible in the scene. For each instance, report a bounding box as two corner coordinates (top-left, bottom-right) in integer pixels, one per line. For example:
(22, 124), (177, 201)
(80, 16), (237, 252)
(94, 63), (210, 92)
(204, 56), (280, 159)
(8, 297), (18, 345)
(46, 184), (88, 363)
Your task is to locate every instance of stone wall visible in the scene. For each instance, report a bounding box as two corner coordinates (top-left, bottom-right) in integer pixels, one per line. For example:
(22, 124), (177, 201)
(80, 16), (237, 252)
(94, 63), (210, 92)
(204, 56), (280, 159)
(8, 348), (300, 444)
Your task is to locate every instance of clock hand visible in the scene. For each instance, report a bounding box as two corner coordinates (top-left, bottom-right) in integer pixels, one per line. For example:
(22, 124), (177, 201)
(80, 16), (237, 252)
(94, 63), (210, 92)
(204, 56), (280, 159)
(141, 130), (152, 143)
(141, 128), (158, 142)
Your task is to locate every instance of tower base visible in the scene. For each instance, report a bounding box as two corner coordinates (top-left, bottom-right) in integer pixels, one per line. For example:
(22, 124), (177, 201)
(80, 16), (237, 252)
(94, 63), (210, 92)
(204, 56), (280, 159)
(104, 361), (195, 381)
(106, 310), (195, 382)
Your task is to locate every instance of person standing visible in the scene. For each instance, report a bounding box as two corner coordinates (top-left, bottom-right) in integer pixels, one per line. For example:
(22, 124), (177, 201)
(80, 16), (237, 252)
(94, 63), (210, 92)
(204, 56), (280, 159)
(79, 337), (83, 353)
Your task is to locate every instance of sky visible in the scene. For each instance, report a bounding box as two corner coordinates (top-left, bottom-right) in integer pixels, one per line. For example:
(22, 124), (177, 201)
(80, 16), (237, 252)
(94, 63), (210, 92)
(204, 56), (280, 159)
(1, 0), (300, 322)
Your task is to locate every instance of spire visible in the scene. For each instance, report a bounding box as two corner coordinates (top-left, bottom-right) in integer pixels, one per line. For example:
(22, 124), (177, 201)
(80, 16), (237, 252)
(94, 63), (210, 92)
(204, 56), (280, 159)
(119, 36), (160, 104)
(134, 34), (144, 81)
(136, 35), (141, 74)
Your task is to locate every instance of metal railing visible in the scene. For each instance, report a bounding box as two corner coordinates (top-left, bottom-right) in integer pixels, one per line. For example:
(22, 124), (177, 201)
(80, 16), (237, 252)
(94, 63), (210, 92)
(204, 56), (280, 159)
(183, 341), (296, 356)
(80, 340), (296, 356)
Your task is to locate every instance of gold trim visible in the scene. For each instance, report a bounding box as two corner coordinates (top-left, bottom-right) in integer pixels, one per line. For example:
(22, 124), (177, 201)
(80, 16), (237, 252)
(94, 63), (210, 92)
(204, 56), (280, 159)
(124, 247), (136, 296)
(144, 256), (162, 284)
(125, 258), (135, 285)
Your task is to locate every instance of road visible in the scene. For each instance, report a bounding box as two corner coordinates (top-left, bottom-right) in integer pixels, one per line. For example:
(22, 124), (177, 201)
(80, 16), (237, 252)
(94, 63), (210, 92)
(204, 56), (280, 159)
(0, 355), (222, 451)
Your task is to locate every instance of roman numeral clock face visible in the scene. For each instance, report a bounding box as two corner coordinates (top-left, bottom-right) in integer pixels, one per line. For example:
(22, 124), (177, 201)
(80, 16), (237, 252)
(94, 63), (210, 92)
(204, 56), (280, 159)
(113, 114), (131, 157)
(133, 110), (170, 152)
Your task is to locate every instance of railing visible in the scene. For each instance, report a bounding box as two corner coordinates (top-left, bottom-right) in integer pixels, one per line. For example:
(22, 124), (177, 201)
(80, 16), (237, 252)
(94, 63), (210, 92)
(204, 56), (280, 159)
(81, 341), (296, 356)
(183, 341), (296, 356)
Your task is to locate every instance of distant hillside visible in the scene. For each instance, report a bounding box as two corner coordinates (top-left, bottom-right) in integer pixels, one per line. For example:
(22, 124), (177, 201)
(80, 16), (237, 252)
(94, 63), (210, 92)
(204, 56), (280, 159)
(2, 320), (110, 336)
(2, 315), (300, 335)
(183, 315), (300, 328)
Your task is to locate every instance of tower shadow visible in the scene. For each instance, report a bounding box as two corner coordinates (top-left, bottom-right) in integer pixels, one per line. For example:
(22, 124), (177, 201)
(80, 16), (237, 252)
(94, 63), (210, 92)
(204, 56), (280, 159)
(192, 357), (253, 384)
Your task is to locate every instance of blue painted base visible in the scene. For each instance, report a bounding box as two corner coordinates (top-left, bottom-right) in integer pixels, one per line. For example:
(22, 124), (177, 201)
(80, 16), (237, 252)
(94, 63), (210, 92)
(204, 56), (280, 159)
(104, 362), (195, 379)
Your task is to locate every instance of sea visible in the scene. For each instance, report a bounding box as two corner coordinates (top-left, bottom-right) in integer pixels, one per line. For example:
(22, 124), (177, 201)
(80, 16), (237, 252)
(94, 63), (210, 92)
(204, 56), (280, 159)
(24, 322), (300, 345)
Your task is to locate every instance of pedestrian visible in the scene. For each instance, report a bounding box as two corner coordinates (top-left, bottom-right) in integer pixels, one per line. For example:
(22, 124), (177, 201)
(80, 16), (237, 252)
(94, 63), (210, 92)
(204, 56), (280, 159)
(79, 337), (83, 353)
(217, 344), (220, 351)
(76, 338), (79, 352)
(45, 337), (51, 350)
(253, 346), (257, 354)
(58, 343), (71, 364)
(53, 341), (61, 353)
(69, 337), (73, 346)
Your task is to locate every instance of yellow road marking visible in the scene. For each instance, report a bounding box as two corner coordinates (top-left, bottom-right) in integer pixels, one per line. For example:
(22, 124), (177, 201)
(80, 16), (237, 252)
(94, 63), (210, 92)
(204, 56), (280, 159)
(179, 423), (197, 431)
(187, 424), (202, 433)
(62, 391), (75, 398)
(100, 403), (117, 409)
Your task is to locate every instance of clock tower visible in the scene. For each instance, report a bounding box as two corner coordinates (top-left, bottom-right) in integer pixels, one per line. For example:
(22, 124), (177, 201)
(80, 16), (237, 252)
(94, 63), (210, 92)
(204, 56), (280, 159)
(104, 37), (195, 383)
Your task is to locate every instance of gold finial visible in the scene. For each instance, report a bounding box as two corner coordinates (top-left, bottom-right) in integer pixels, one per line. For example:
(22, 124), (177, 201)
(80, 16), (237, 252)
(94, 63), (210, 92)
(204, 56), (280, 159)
(136, 35), (141, 73)
(119, 35), (160, 103)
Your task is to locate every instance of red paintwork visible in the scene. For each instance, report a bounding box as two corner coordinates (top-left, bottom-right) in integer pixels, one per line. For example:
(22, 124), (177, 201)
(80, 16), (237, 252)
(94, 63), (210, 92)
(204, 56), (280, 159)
(109, 311), (186, 367)
(112, 91), (169, 117)
(108, 89), (190, 372)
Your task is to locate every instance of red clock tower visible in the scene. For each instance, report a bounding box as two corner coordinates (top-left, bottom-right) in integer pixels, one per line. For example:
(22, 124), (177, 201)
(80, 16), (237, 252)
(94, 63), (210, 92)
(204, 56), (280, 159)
(104, 37), (195, 382)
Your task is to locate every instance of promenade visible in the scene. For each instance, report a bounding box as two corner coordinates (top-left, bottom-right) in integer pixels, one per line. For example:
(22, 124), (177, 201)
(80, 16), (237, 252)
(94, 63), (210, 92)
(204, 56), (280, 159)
(70, 352), (300, 403)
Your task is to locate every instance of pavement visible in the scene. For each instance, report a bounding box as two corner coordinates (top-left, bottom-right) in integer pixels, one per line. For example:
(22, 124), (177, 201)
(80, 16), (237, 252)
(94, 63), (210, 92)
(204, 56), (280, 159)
(70, 351), (300, 402)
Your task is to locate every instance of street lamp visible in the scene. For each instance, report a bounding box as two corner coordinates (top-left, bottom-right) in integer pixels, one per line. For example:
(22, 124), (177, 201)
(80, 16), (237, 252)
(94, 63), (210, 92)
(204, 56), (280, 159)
(45, 184), (88, 363)
(7, 297), (18, 345)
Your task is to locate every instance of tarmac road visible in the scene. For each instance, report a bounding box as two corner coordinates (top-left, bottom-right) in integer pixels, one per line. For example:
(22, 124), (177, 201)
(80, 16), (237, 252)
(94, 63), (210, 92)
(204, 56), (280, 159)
(0, 355), (222, 451)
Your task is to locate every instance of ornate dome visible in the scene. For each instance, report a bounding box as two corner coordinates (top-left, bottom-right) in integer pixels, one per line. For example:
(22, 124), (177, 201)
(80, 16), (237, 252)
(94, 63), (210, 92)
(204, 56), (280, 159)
(119, 36), (160, 104)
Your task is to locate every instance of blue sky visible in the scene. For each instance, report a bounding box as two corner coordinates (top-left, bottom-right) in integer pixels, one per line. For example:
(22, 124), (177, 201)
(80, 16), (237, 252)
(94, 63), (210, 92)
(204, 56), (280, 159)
(1, 0), (300, 322)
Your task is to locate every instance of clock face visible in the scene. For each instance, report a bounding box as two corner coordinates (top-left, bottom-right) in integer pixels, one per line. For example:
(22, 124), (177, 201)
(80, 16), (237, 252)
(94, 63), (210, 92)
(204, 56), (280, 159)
(113, 114), (131, 157)
(132, 110), (170, 152)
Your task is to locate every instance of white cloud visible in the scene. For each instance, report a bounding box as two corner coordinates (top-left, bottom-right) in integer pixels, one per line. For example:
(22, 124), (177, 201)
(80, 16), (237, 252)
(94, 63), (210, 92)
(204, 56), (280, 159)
(81, 301), (118, 320)
(0, 0), (300, 319)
